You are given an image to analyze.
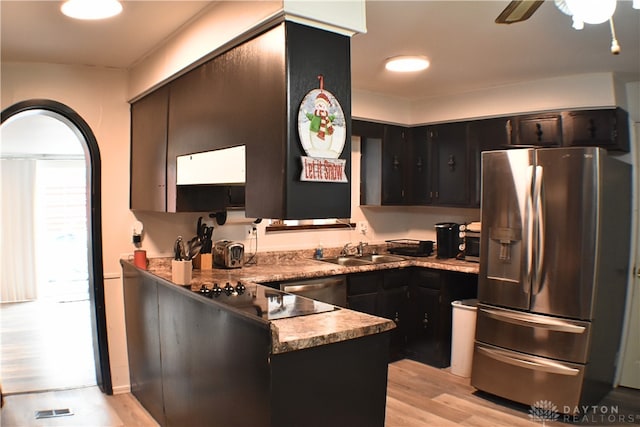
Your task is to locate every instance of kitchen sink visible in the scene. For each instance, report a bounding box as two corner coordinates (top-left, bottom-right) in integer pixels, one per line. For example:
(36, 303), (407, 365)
(318, 256), (373, 266)
(361, 254), (407, 264)
(317, 254), (406, 266)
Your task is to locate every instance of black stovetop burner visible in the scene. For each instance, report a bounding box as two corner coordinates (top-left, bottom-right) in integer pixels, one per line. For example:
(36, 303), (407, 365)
(194, 282), (337, 320)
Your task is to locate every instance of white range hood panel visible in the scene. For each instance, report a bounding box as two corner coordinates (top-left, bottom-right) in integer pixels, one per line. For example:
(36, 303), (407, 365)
(176, 145), (246, 185)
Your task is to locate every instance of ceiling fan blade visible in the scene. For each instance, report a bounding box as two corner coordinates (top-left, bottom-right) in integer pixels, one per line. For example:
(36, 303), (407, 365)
(495, 0), (545, 24)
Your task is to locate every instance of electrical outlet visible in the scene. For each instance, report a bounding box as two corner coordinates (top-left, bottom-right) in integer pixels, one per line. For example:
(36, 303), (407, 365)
(357, 221), (368, 235)
(245, 225), (257, 236)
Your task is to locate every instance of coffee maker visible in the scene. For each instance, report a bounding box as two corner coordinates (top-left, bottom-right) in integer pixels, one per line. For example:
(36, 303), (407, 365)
(435, 222), (460, 258)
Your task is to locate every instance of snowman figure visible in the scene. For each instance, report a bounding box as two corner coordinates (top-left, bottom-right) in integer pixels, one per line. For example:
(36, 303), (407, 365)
(305, 91), (335, 151)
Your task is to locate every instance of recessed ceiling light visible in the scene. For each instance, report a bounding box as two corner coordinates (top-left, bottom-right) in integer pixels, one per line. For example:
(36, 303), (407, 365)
(61, 0), (123, 20)
(385, 56), (430, 73)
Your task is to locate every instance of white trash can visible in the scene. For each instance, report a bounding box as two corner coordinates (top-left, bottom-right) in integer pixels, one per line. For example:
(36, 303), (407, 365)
(450, 299), (478, 377)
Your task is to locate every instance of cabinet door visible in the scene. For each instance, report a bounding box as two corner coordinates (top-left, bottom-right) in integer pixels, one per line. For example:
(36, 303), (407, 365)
(381, 125), (408, 205)
(429, 123), (469, 206)
(405, 286), (446, 366)
(378, 286), (410, 361)
(515, 114), (561, 147)
(130, 86), (168, 211)
(562, 108), (630, 152)
(467, 118), (511, 207)
(347, 293), (378, 315)
(408, 127), (430, 205)
(122, 265), (166, 425)
(357, 120), (386, 206)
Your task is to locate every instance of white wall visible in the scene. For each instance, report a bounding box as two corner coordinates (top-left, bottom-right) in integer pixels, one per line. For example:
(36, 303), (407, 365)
(1, 62), (134, 393)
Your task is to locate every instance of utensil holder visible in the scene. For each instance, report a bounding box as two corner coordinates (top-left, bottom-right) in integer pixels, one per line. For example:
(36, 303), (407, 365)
(171, 260), (193, 285)
(193, 253), (212, 270)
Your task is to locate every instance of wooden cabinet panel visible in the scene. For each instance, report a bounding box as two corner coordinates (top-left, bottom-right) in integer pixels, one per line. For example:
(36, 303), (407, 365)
(405, 285), (445, 366)
(468, 117), (511, 207)
(562, 108), (629, 152)
(381, 125), (407, 205)
(348, 293), (378, 316)
(514, 113), (562, 147)
(130, 86), (168, 211)
(408, 126), (430, 205)
(122, 266), (166, 425)
(429, 123), (469, 206)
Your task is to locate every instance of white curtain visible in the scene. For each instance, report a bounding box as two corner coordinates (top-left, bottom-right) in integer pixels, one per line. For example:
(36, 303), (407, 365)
(1, 159), (38, 302)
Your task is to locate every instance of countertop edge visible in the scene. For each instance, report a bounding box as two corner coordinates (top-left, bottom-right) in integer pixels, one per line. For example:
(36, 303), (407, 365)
(270, 310), (396, 354)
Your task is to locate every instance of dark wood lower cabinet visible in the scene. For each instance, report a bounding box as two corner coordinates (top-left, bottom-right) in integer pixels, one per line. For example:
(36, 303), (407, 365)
(122, 262), (389, 427)
(122, 267), (165, 426)
(346, 267), (478, 368)
(405, 269), (478, 368)
(271, 334), (389, 427)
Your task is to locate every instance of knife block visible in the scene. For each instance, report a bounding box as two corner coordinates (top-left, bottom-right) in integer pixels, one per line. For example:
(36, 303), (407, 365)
(171, 260), (193, 285)
(193, 253), (212, 270)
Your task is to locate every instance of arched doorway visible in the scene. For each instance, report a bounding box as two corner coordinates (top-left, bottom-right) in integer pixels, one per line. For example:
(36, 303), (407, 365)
(1, 100), (112, 395)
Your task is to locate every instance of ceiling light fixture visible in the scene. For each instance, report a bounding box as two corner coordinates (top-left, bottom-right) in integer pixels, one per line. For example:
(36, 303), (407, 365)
(555, 0), (616, 28)
(61, 0), (123, 20)
(385, 56), (430, 73)
(564, 0), (616, 25)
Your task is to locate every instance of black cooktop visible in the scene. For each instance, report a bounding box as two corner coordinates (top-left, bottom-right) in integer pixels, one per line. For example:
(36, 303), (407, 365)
(193, 281), (337, 320)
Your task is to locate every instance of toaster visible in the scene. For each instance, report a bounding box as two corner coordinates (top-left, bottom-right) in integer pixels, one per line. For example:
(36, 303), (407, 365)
(213, 240), (244, 268)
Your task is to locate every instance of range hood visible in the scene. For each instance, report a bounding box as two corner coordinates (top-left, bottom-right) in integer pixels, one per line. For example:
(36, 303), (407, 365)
(175, 145), (246, 212)
(177, 145), (246, 185)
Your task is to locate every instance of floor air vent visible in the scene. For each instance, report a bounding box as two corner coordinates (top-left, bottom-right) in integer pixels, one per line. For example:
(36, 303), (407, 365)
(35, 408), (74, 419)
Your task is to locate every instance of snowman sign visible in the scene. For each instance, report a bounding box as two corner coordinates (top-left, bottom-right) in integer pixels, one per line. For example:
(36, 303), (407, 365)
(297, 75), (348, 183)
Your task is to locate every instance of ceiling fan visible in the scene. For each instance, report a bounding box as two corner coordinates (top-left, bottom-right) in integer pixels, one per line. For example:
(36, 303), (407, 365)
(495, 0), (544, 24)
(495, 0), (634, 54)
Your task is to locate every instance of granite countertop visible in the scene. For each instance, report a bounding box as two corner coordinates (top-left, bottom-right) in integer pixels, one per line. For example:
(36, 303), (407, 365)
(131, 248), (478, 354)
(144, 248), (479, 287)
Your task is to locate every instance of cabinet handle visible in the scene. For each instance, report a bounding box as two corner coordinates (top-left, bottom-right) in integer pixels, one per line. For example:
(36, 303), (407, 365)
(535, 123), (543, 142)
(393, 155), (400, 169)
(422, 313), (429, 328)
(435, 191), (439, 199)
(416, 156), (423, 171)
(588, 118), (597, 139)
(506, 119), (512, 145)
(448, 155), (456, 171)
(394, 312), (400, 323)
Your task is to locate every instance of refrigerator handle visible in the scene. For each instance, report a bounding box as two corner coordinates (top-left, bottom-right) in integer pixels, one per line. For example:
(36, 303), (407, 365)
(476, 345), (580, 376)
(523, 165), (535, 295)
(532, 165), (544, 295)
(481, 307), (586, 334)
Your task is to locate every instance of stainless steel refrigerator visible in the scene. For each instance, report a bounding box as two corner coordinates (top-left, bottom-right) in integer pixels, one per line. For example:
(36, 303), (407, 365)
(471, 147), (631, 413)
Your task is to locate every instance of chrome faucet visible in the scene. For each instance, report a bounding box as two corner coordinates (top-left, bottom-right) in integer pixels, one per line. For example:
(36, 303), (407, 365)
(357, 241), (368, 256)
(340, 242), (353, 256)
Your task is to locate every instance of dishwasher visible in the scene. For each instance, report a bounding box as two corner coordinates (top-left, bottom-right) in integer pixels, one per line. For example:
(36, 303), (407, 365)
(279, 275), (347, 308)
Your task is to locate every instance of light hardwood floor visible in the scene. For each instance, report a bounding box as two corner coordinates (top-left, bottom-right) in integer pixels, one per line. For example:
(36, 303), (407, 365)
(0, 299), (96, 394)
(2, 359), (639, 426)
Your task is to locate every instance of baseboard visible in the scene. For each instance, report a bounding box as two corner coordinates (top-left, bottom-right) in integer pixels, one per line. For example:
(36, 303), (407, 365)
(111, 384), (131, 395)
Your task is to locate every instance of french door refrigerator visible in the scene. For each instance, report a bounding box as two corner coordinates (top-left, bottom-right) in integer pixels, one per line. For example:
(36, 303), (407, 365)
(471, 147), (631, 413)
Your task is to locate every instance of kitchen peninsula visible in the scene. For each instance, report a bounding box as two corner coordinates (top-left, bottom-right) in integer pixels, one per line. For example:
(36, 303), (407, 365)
(121, 254), (399, 427)
(121, 250), (478, 427)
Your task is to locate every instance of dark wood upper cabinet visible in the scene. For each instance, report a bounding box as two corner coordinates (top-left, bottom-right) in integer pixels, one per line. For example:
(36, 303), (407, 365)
(130, 21), (351, 219)
(562, 108), (630, 152)
(512, 113), (562, 147)
(381, 125), (408, 205)
(408, 127), (430, 205)
(130, 86), (168, 211)
(355, 106), (628, 210)
(467, 117), (511, 207)
(428, 123), (469, 206)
